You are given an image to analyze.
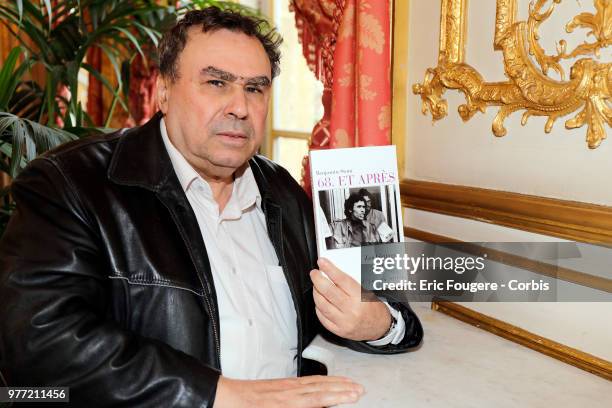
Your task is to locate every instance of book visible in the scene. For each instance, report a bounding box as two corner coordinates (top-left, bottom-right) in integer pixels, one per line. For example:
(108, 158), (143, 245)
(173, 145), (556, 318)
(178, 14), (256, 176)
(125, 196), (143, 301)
(309, 145), (404, 284)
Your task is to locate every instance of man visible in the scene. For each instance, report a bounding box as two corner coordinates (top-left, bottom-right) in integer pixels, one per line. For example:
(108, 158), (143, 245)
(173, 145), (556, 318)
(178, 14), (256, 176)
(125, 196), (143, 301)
(359, 188), (395, 242)
(359, 188), (387, 228)
(0, 8), (422, 407)
(330, 193), (380, 248)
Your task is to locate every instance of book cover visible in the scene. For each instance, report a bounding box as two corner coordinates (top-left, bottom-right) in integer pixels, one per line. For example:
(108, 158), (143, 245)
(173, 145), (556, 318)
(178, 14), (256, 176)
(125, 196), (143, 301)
(309, 145), (404, 283)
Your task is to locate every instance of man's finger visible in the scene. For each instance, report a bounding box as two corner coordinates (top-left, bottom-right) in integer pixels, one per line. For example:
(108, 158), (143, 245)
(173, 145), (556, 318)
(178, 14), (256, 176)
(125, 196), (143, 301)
(293, 376), (364, 408)
(297, 390), (362, 408)
(310, 270), (349, 309)
(297, 376), (355, 385)
(315, 307), (341, 334)
(316, 258), (359, 295)
(312, 287), (343, 323)
(298, 379), (364, 395)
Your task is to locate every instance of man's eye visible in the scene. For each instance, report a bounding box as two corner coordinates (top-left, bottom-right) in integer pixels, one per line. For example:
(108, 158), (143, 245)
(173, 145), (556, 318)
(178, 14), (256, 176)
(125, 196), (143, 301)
(246, 86), (262, 94)
(207, 80), (225, 87)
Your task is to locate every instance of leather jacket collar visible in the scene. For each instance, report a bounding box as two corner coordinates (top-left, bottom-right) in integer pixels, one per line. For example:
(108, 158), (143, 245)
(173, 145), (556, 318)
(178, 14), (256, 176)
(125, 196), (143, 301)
(108, 111), (174, 191)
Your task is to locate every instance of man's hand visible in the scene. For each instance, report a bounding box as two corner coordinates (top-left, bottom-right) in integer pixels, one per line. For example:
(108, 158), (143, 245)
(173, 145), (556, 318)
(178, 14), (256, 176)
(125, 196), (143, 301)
(214, 375), (364, 407)
(310, 258), (391, 341)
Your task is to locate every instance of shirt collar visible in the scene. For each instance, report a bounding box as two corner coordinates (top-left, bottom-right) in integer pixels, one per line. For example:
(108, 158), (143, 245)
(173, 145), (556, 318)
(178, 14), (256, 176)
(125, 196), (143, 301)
(159, 117), (261, 212)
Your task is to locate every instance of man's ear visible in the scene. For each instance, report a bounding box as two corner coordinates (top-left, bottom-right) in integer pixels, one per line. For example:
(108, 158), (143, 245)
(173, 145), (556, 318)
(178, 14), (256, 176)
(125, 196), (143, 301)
(156, 76), (170, 113)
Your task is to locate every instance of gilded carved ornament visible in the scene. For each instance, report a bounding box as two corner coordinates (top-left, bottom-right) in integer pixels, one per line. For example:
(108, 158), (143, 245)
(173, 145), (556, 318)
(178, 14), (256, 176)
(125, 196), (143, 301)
(413, 0), (611, 149)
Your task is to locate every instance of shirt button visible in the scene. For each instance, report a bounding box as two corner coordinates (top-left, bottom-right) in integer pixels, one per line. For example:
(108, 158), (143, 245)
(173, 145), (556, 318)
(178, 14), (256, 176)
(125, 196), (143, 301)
(232, 268), (237, 275)
(248, 318), (254, 327)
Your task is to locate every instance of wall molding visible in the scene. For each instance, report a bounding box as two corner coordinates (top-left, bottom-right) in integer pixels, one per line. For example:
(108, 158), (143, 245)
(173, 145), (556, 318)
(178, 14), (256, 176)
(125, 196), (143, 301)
(412, 0), (612, 149)
(400, 179), (612, 244)
(431, 301), (612, 381)
(404, 227), (612, 293)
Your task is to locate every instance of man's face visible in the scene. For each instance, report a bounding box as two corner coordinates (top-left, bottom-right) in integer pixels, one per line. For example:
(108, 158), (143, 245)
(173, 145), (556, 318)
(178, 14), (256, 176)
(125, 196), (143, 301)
(362, 195), (372, 215)
(157, 28), (272, 178)
(350, 200), (366, 221)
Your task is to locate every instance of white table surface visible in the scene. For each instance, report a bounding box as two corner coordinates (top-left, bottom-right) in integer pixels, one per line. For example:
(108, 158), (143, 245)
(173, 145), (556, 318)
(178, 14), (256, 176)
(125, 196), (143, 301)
(302, 302), (612, 407)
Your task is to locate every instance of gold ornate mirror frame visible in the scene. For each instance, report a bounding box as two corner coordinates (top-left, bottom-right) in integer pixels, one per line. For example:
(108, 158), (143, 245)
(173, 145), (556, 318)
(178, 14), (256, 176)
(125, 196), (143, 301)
(413, 0), (611, 148)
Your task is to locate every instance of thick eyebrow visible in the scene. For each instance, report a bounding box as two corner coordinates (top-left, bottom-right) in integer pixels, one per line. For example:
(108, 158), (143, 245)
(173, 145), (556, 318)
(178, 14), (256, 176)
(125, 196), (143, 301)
(201, 66), (271, 87)
(245, 76), (271, 87)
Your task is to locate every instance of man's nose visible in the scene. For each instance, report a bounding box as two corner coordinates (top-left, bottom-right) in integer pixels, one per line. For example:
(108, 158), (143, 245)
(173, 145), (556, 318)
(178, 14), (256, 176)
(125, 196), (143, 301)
(224, 87), (248, 120)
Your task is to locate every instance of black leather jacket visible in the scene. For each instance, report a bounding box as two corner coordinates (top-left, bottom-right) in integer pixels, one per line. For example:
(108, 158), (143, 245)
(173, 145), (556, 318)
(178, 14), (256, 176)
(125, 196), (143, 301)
(0, 113), (423, 407)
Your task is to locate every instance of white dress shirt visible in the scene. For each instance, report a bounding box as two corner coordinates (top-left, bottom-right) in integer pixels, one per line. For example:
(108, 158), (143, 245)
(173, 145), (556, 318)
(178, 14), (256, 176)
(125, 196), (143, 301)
(159, 119), (405, 379)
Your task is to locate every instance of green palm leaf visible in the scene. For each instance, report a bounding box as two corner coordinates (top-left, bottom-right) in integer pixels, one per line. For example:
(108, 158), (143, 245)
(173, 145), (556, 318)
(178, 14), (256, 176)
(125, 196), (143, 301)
(0, 46), (23, 110)
(0, 112), (77, 177)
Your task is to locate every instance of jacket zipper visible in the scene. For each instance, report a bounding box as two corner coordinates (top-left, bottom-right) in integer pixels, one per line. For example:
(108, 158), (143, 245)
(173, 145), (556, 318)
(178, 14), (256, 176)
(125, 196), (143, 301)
(202, 290), (221, 367)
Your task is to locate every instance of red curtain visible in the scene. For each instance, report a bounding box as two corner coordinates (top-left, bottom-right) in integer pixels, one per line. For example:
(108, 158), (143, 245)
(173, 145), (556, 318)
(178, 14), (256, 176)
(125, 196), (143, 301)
(292, 0), (392, 191)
